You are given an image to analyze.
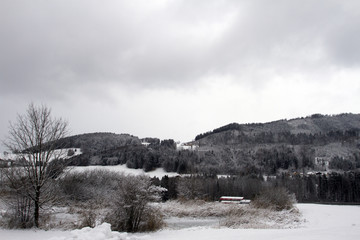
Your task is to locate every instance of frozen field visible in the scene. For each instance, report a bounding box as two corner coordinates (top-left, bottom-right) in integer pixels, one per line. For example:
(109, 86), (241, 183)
(0, 204), (359, 240)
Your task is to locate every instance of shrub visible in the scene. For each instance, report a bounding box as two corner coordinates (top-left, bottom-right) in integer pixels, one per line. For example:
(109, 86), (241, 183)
(135, 205), (164, 232)
(252, 187), (296, 211)
(0, 168), (34, 228)
(0, 195), (34, 229)
(77, 206), (99, 228)
(105, 175), (165, 232)
(59, 170), (120, 204)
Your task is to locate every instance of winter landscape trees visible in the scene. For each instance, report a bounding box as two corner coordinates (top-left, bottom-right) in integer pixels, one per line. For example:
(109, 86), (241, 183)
(1, 103), (68, 228)
(1, 108), (360, 232)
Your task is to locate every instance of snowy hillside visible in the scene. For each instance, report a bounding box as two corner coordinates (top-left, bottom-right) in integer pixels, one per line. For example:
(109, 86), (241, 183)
(0, 204), (359, 240)
(68, 165), (179, 178)
(0, 148), (82, 161)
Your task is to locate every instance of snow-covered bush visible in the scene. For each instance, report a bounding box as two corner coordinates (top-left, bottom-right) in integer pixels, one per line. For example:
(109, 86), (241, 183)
(252, 187), (296, 211)
(105, 175), (165, 232)
(0, 168), (34, 228)
(78, 208), (98, 228)
(0, 199), (33, 229)
(59, 170), (120, 204)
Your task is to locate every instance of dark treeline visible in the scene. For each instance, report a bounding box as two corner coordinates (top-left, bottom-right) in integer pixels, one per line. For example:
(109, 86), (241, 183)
(68, 142), (360, 176)
(54, 132), (141, 153)
(198, 128), (360, 146)
(195, 113), (360, 142)
(152, 172), (360, 203)
(276, 172), (360, 203)
(152, 174), (264, 201)
(195, 122), (243, 140)
(68, 139), (181, 172)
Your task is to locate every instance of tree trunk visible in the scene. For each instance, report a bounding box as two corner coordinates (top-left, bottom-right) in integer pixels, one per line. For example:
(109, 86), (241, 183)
(34, 187), (40, 228)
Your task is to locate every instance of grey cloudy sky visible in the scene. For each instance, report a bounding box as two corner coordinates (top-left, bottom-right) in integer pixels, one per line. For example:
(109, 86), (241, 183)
(1, 0), (360, 151)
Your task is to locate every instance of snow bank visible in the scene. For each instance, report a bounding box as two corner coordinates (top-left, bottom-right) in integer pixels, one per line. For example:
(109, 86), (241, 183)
(0, 229), (71, 240)
(49, 223), (129, 240)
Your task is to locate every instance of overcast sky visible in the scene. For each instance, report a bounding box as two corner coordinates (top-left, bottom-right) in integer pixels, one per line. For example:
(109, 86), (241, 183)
(1, 0), (360, 151)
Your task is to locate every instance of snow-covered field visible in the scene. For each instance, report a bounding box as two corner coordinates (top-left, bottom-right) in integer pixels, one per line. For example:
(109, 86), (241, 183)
(0, 148), (82, 161)
(67, 165), (180, 178)
(1, 204), (359, 240)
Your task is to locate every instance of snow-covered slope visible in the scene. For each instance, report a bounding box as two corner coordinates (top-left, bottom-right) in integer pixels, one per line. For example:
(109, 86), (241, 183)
(1, 204), (359, 240)
(68, 165), (179, 178)
(0, 148), (82, 161)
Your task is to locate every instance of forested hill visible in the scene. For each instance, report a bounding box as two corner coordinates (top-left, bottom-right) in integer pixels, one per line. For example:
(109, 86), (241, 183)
(62, 133), (179, 172)
(55, 132), (141, 153)
(195, 113), (360, 144)
(59, 113), (360, 176)
(52, 114), (360, 204)
(191, 113), (360, 175)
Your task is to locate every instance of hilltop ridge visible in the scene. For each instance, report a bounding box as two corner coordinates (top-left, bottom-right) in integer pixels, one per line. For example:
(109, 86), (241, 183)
(3, 113), (359, 176)
(195, 113), (360, 141)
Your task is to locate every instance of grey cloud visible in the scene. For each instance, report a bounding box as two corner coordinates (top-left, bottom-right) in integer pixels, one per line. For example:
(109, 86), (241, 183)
(326, 16), (360, 66)
(1, 0), (360, 101)
(208, 1), (336, 71)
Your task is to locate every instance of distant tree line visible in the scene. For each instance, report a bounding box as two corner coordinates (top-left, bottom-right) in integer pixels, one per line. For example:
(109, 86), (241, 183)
(68, 140), (360, 176)
(54, 132), (141, 153)
(195, 113), (360, 141)
(150, 171), (360, 203)
(197, 129), (360, 146)
(195, 123), (242, 140)
(152, 174), (264, 201)
(275, 172), (360, 203)
(68, 139), (179, 172)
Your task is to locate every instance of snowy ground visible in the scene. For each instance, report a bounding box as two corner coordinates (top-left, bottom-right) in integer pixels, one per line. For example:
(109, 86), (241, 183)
(67, 165), (180, 178)
(0, 148), (82, 161)
(0, 204), (359, 240)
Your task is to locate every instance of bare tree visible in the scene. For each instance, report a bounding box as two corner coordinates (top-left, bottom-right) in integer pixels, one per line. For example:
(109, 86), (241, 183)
(3, 103), (68, 228)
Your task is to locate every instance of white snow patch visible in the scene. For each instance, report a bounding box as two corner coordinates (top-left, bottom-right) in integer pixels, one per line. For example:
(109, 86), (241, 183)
(165, 217), (220, 229)
(0, 229), (71, 240)
(0, 148), (82, 161)
(49, 223), (129, 240)
(68, 165), (179, 178)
